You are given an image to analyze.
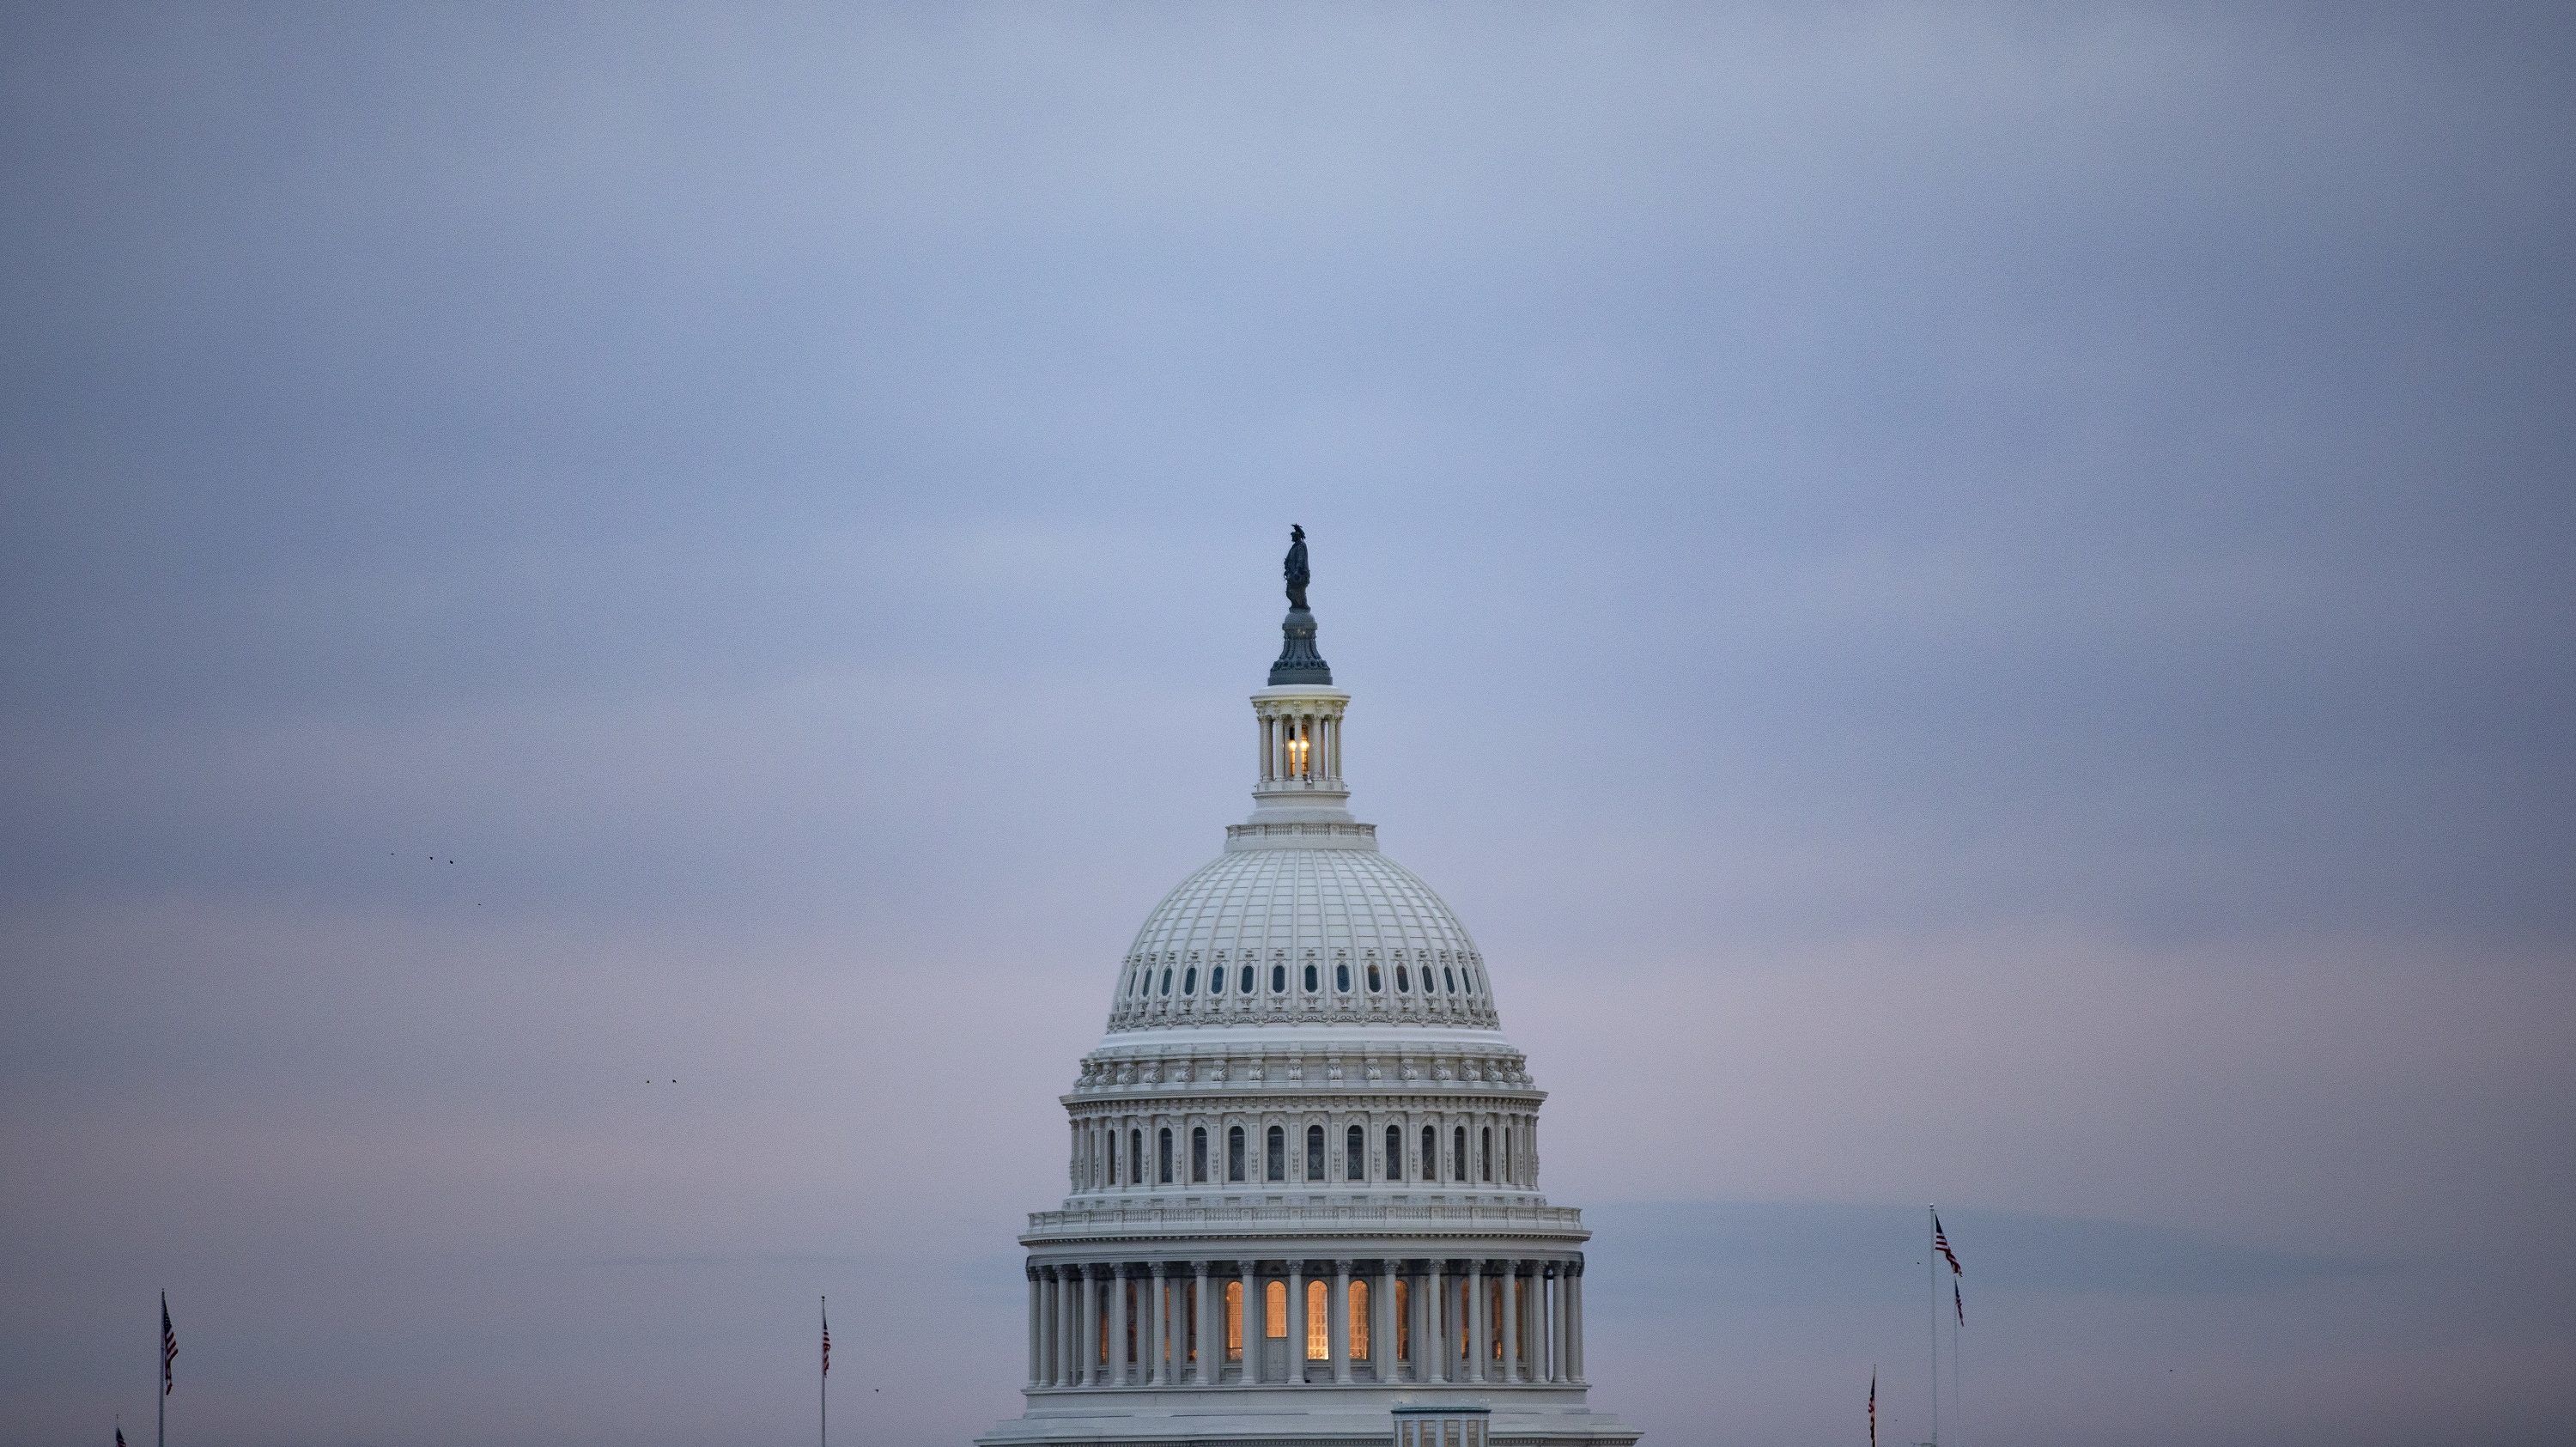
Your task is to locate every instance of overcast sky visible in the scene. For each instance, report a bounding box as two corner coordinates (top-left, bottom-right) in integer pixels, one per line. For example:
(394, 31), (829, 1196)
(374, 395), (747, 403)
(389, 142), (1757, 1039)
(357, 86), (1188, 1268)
(3, 6), (2571, 1445)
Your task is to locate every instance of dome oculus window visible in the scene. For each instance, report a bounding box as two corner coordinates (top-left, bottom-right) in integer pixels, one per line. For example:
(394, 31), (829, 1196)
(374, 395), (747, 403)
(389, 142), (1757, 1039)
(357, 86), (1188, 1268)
(1395, 964), (1411, 993)
(1182, 966), (1197, 994)
(1303, 963), (1319, 993)
(1160, 969), (1173, 995)
(1241, 965), (1255, 994)
(1366, 964), (1382, 991)
(1444, 966), (1458, 993)
(1334, 964), (1351, 992)
(1271, 964), (1286, 994)
(1210, 967), (1225, 995)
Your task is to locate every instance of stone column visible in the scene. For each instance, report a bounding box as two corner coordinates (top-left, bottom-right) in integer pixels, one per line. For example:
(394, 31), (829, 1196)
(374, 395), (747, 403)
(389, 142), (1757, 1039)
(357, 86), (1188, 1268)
(1567, 1258), (1585, 1382)
(1329, 1260), (1353, 1383)
(1053, 1267), (1072, 1387)
(1285, 1259), (1305, 1383)
(1544, 1262), (1565, 1383)
(1376, 1260), (1397, 1383)
(1078, 1267), (1101, 1386)
(1467, 1260), (1485, 1382)
(1499, 1261), (1520, 1383)
(1236, 1261), (1261, 1384)
(1194, 1262), (1217, 1386)
(1425, 1260), (1448, 1383)
(1145, 1262), (1168, 1384)
(1107, 1266), (1130, 1385)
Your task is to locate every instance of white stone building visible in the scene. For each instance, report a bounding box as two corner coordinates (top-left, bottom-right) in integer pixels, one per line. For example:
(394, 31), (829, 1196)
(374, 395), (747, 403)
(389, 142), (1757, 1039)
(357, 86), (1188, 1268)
(980, 562), (1640, 1447)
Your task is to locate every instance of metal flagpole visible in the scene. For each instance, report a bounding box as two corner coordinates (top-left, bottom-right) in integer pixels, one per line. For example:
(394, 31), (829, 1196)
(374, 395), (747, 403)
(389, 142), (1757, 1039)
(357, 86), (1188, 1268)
(157, 1292), (166, 1447)
(821, 1296), (829, 1447)
(1927, 1207), (1938, 1447)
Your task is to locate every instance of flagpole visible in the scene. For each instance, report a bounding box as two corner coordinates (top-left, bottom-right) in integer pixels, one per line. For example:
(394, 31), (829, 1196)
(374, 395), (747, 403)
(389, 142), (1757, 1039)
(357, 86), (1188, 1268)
(156, 1292), (165, 1447)
(820, 1295), (828, 1447)
(1927, 1207), (1938, 1447)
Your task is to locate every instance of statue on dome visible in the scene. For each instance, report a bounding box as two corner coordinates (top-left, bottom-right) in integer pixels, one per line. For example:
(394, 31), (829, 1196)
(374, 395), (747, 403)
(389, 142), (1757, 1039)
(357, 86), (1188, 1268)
(1283, 525), (1310, 610)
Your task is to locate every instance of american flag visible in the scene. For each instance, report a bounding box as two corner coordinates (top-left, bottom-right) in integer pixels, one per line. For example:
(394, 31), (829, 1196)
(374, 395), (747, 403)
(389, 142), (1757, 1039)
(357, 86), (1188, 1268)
(1867, 1368), (1876, 1447)
(1954, 1281), (1965, 1326)
(821, 1303), (830, 1378)
(161, 1294), (176, 1395)
(1933, 1213), (1963, 1276)
(117, 1429), (126, 1447)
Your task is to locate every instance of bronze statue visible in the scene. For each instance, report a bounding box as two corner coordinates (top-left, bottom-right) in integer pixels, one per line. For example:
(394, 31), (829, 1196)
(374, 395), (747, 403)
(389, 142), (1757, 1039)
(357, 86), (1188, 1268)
(1283, 525), (1310, 610)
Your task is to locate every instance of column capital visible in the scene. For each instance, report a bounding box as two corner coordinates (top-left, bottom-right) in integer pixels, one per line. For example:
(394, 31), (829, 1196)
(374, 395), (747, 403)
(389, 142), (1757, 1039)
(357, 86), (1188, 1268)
(1333, 1258), (1355, 1274)
(1149, 1260), (1170, 1280)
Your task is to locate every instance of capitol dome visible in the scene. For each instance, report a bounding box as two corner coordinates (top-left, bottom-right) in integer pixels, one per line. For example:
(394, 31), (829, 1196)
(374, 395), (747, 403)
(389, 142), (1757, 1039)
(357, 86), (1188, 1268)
(1110, 846), (1500, 1031)
(981, 533), (1637, 1447)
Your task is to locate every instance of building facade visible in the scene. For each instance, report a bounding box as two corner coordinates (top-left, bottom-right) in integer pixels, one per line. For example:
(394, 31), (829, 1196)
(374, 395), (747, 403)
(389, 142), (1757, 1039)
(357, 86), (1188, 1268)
(979, 564), (1639, 1447)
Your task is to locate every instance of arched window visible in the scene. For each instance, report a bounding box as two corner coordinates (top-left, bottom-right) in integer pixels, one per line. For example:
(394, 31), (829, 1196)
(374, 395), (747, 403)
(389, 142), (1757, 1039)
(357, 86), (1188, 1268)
(1367, 964), (1382, 991)
(1500, 1124), (1511, 1183)
(1335, 963), (1351, 992)
(1211, 965), (1225, 995)
(1444, 966), (1458, 993)
(1241, 965), (1255, 994)
(1271, 964), (1286, 994)
(1228, 1125), (1247, 1183)
(1158, 1127), (1174, 1184)
(1305, 1124), (1325, 1181)
(1346, 1124), (1364, 1180)
(1192, 1127), (1208, 1183)
(1305, 1280), (1328, 1359)
(1224, 1280), (1244, 1360)
(1303, 963), (1319, 992)
(1422, 1125), (1438, 1183)
(1265, 1280), (1288, 1339)
(1453, 1126), (1467, 1183)
(1131, 1128), (1145, 1186)
(1182, 967), (1197, 994)
(1160, 969), (1173, 996)
(1349, 1279), (1370, 1360)
(1395, 964), (1411, 993)
(1385, 1124), (1404, 1182)
(1480, 1126), (1493, 1183)
(1107, 1130), (1118, 1185)
(1266, 1125), (1285, 1182)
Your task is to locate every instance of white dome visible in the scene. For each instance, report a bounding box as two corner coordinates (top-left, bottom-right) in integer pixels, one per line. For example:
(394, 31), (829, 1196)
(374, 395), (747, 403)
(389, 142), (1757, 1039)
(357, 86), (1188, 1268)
(1107, 844), (1500, 1031)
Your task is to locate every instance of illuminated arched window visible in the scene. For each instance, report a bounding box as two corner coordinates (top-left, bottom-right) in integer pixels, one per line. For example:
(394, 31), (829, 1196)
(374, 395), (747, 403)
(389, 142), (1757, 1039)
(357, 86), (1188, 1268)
(1267, 1125), (1285, 1182)
(1305, 1280), (1327, 1359)
(1350, 1279), (1371, 1360)
(1305, 1124), (1324, 1181)
(1422, 1125), (1438, 1183)
(1158, 1127), (1174, 1185)
(1265, 1280), (1288, 1339)
(1481, 1126), (1493, 1183)
(1191, 1126), (1208, 1183)
(1225, 1280), (1244, 1360)
(1228, 1125), (1246, 1183)
(1385, 1124), (1403, 1182)
(1346, 1124), (1364, 1180)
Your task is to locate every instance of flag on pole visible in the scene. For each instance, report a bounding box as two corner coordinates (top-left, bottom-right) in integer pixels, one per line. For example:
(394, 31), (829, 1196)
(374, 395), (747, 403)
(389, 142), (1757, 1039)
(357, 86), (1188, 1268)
(1953, 1281), (1965, 1326)
(821, 1304), (831, 1377)
(1932, 1213), (1963, 1275)
(117, 1429), (127, 1447)
(161, 1294), (177, 1395)
(1868, 1368), (1877, 1447)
